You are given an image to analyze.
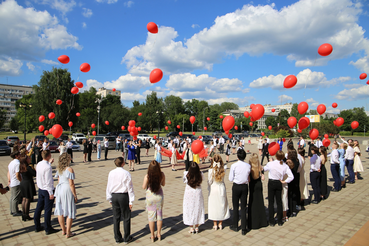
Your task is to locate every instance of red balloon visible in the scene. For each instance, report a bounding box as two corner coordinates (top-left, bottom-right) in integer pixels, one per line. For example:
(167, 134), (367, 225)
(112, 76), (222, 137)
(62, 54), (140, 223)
(268, 126), (272, 130)
(38, 125), (44, 132)
(190, 116), (196, 124)
(149, 68), (163, 83)
(204, 127), (207, 131)
(177, 125), (180, 129)
(39, 115), (45, 122)
(268, 142), (280, 156)
(153, 135), (157, 140)
(207, 117), (210, 121)
(130, 131), (135, 136)
(234, 126), (238, 130)
(298, 128), (302, 133)
(251, 104), (265, 121)
(92, 131), (96, 136)
(129, 120), (136, 127)
(80, 63), (91, 73)
(44, 130), (49, 136)
(318, 43), (333, 56)
(336, 117), (344, 127)
(91, 123), (96, 129)
(165, 126), (168, 130)
(191, 140), (204, 154)
(250, 104), (255, 109)
(271, 109), (275, 113)
(219, 115), (224, 119)
(333, 120), (337, 126)
(225, 130), (229, 135)
(75, 82), (83, 88)
(56, 99), (62, 105)
(49, 128), (52, 134)
(52, 124), (63, 139)
(243, 111), (249, 118)
(48, 112), (55, 119)
(179, 132), (183, 136)
(249, 122), (253, 127)
(261, 132), (265, 136)
(192, 132), (196, 135)
(309, 128), (319, 140)
(71, 87), (79, 94)
(105, 121), (109, 125)
(228, 134), (233, 139)
(121, 126), (125, 130)
(359, 73), (367, 80)
(367, 80), (369, 85)
(112, 88), (116, 92)
(332, 102), (338, 108)
(222, 116), (235, 132)
(58, 55), (70, 64)
(68, 121), (73, 127)
(298, 117), (310, 130)
(138, 112), (142, 116)
(322, 138), (331, 147)
(133, 136), (138, 141)
(298, 102), (309, 114)
(284, 75), (298, 88)
(167, 120), (171, 125)
(324, 134), (329, 139)
(351, 121), (359, 130)
(76, 112), (81, 117)
(287, 117), (297, 128)
(317, 104), (326, 115)
(147, 22), (158, 34)
(282, 138), (286, 142)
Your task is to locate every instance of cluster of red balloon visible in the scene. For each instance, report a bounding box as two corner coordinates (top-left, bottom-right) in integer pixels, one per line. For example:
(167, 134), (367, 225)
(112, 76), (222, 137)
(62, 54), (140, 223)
(128, 120), (140, 140)
(322, 134), (330, 147)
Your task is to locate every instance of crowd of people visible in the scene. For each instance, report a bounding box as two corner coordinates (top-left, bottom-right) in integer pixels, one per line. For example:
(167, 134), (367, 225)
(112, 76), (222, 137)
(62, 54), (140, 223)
(2, 134), (365, 244)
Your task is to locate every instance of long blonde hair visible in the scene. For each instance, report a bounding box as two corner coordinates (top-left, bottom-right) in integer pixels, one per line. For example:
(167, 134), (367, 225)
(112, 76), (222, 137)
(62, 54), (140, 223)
(58, 153), (71, 174)
(210, 154), (225, 182)
(249, 153), (262, 180)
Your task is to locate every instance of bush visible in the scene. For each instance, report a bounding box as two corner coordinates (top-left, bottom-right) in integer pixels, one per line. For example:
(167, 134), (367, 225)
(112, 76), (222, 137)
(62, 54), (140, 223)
(276, 129), (291, 138)
(273, 126), (294, 137)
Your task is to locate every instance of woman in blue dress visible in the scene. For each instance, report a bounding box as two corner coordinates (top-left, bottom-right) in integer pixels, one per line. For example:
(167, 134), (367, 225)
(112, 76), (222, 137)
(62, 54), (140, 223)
(155, 142), (162, 164)
(338, 142), (347, 189)
(277, 138), (284, 151)
(127, 140), (136, 171)
(54, 153), (77, 238)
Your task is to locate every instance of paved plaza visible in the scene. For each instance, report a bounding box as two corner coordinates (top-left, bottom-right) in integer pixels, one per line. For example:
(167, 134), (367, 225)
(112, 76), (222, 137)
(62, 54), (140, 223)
(0, 140), (368, 246)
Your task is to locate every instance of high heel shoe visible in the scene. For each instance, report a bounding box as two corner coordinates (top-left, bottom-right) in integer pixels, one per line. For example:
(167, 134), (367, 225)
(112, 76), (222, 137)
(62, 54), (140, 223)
(188, 228), (194, 234)
(195, 227), (199, 234)
(212, 226), (218, 230)
(150, 236), (155, 243)
(22, 215), (26, 221)
(218, 225), (223, 230)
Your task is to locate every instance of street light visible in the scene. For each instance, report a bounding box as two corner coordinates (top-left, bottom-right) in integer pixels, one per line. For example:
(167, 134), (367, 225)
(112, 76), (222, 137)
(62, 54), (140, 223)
(19, 102), (32, 142)
(156, 111), (163, 138)
(202, 107), (209, 135)
(95, 98), (104, 135)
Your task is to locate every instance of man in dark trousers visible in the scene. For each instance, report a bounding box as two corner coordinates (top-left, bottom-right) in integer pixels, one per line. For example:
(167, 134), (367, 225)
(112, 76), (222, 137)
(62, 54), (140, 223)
(261, 139), (269, 165)
(104, 138), (109, 160)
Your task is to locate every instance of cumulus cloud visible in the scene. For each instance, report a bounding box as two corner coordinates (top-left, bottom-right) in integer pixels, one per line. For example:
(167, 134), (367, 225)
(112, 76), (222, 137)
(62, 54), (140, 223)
(85, 74), (151, 93)
(41, 59), (59, 65)
(191, 24), (200, 29)
(278, 95), (293, 102)
(121, 92), (145, 102)
(343, 83), (363, 88)
(33, 0), (76, 16)
(26, 62), (35, 71)
(249, 69), (351, 90)
(305, 98), (319, 108)
(82, 8), (93, 18)
(335, 85), (369, 100)
(124, 1), (133, 7)
(96, 0), (118, 3)
(82, 22), (87, 28)
(0, 56), (23, 76)
(207, 96), (255, 106)
(121, 0), (369, 74)
(350, 57), (369, 72)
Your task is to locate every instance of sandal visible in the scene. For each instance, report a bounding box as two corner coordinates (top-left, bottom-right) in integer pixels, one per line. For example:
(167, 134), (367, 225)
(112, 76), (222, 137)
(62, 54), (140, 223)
(156, 234), (161, 241)
(218, 225), (223, 230)
(212, 226), (218, 231)
(66, 232), (76, 238)
(188, 228), (194, 234)
(195, 227), (199, 234)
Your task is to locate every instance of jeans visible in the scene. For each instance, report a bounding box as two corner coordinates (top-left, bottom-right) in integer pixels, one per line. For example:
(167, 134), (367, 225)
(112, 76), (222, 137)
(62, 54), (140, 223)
(331, 163), (341, 191)
(232, 183), (248, 230)
(34, 189), (54, 232)
(310, 171), (321, 202)
(346, 159), (355, 183)
(97, 148), (101, 159)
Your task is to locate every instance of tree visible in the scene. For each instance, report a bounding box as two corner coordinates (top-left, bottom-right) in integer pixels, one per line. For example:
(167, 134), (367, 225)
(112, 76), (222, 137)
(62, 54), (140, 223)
(220, 102), (239, 112)
(307, 110), (318, 115)
(145, 92), (164, 133)
(290, 103), (305, 121)
(0, 109), (6, 129)
(15, 94), (38, 132)
(339, 107), (369, 134)
(78, 87), (99, 132)
(9, 116), (19, 131)
(265, 116), (277, 128)
(277, 109), (290, 127)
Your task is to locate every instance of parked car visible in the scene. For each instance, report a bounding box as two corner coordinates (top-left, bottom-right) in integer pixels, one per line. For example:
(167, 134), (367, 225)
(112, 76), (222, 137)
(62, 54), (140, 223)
(48, 141), (59, 153)
(55, 134), (69, 143)
(63, 140), (81, 151)
(201, 135), (213, 144)
(4, 136), (19, 147)
(72, 133), (86, 144)
(119, 133), (131, 141)
(137, 134), (155, 146)
(94, 136), (116, 150)
(166, 132), (179, 138)
(0, 140), (11, 155)
(12, 130), (18, 133)
(107, 132), (120, 137)
(35, 135), (48, 143)
(212, 131), (223, 136)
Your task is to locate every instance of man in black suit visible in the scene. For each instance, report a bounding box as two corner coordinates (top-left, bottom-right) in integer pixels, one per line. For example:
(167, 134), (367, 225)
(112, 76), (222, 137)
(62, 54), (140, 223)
(260, 139), (269, 165)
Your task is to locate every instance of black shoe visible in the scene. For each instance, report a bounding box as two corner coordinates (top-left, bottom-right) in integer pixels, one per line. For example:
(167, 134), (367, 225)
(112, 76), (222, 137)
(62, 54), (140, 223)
(349, 181), (355, 184)
(35, 226), (44, 232)
(124, 236), (133, 244)
(22, 215), (26, 221)
(342, 183), (346, 188)
(45, 228), (59, 235)
(26, 215), (33, 220)
(312, 200), (319, 204)
(332, 189), (338, 192)
(242, 230), (247, 235)
(230, 225), (239, 232)
(290, 212), (297, 217)
(12, 211), (22, 217)
(116, 239), (124, 244)
(278, 223), (283, 226)
(300, 205), (306, 211)
(269, 222), (275, 227)
(71, 161), (74, 163)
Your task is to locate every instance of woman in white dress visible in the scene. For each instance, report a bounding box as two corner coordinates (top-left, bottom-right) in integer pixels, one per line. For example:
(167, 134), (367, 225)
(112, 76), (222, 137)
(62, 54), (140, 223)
(353, 140), (364, 180)
(183, 162), (205, 234)
(258, 136), (263, 155)
(207, 154), (230, 230)
(170, 145), (177, 171)
(298, 148), (309, 210)
(57, 142), (67, 155)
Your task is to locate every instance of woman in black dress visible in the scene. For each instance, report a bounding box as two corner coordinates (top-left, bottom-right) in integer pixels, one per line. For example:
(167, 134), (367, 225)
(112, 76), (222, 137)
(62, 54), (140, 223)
(145, 138), (150, 156)
(35, 141), (43, 164)
(135, 140), (142, 164)
(87, 138), (92, 162)
(287, 149), (300, 218)
(19, 155), (36, 221)
(319, 146), (328, 199)
(82, 139), (88, 163)
(248, 153), (268, 230)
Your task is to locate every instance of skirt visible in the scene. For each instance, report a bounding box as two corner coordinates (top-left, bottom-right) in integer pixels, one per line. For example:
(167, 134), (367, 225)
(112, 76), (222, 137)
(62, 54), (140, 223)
(258, 143), (262, 150)
(146, 188), (164, 222)
(354, 155), (364, 172)
(156, 152), (162, 163)
(171, 152), (177, 164)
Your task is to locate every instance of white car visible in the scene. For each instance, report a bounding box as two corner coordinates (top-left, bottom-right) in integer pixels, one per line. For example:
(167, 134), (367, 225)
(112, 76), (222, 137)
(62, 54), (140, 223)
(137, 134), (155, 146)
(72, 133), (86, 144)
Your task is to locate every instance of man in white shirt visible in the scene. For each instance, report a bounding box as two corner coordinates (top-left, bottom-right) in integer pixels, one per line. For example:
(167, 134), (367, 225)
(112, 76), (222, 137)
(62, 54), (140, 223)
(66, 138), (74, 163)
(116, 137), (120, 152)
(42, 139), (49, 151)
(219, 136), (225, 154)
(265, 135), (270, 144)
(106, 157), (134, 244)
(104, 138), (109, 160)
(186, 136), (191, 144)
(212, 136), (218, 154)
(34, 150), (58, 234)
(299, 136), (305, 149)
(315, 137), (323, 148)
(345, 142), (355, 184)
(330, 143), (341, 192)
(8, 151), (22, 216)
(228, 149), (251, 235)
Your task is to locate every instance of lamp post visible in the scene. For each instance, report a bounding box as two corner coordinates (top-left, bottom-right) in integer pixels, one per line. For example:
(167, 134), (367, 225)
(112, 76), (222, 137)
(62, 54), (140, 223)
(19, 102), (32, 142)
(95, 98), (104, 135)
(156, 111), (163, 138)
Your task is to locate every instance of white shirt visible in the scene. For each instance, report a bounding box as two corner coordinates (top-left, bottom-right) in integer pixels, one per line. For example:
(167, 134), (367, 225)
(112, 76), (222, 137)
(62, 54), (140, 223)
(156, 145), (161, 152)
(240, 139), (245, 145)
(330, 149), (339, 164)
(171, 146), (176, 154)
(167, 142), (172, 149)
(26, 142), (33, 151)
(299, 139), (305, 147)
(266, 138), (270, 144)
(345, 146), (355, 160)
(187, 138), (191, 143)
(228, 160), (251, 184)
(264, 160), (294, 183)
(8, 159), (20, 187)
(104, 140), (109, 148)
(231, 139), (237, 147)
(36, 160), (54, 196)
(42, 142), (49, 150)
(315, 140), (323, 148)
(338, 138), (348, 145)
(297, 154), (305, 173)
(106, 167), (135, 205)
(219, 137), (225, 144)
(116, 138), (120, 144)
(213, 138), (217, 146)
(310, 154), (321, 172)
(66, 141), (73, 149)
(58, 146), (67, 155)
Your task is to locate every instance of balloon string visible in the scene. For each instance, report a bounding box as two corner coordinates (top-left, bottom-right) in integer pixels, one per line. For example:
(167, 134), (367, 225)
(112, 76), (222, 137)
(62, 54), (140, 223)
(304, 53), (318, 99)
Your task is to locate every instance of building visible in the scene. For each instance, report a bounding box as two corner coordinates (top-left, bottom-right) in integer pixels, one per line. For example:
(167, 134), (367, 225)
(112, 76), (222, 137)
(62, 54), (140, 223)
(240, 103), (293, 114)
(0, 84), (34, 128)
(96, 87), (121, 98)
(223, 110), (278, 130)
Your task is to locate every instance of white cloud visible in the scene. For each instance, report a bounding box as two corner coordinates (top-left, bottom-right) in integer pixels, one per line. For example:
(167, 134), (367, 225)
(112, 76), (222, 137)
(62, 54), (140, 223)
(96, 0), (118, 3)
(191, 24), (200, 29)
(82, 8), (92, 18)
(82, 22), (87, 28)
(26, 62), (35, 71)
(0, 56), (23, 76)
(350, 57), (369, 72)
(343, 83), (363, 88)
(121, 92), (145, 102)
(121, 0), (369, 74)
(41, 59), (59, 65)
(33, 0), (76, 16)
(326, 106), (341, 114)
(335, 85), (369, 100)
(207, 96), (255, 106)
(124, 1), (133, 7)
(305, 98), (319, 108)
(249, 69), (351, 90)
(278, 95), (293, 102)
(85, 74), (151, 93)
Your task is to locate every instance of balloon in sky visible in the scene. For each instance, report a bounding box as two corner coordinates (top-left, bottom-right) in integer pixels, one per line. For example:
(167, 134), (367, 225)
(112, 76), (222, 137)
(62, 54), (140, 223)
(167, 120), (171, 125)
(56, 99), (62, 105)
(191, 140), (204, 154)
(92, 131), (96, 136)
(222, 116), (235, 132)
(234, 126), (238, 130)
(250, 104), (255, 109)
(251, 104), (265, 121)
(298, 102), (309, 114)
(207, 117), (210, 121)
(332, 102), (338, 108)
(309, 128), (319, 140)
(129, 120), (136, 126)
(335, 117), (344, 127)
(147, 22), (158, 33)
(153, 135), (157, 140)
(322, 138), (331, 147)
(76, 112), (81, 117)
(138, 127), (141, 131)
(261, 132), (265, 136)
(271, 109), (275, 112)
(219, 115), (223, 119)
(359, 73), (367, 80)
(91, 123), (96, 129)
(105, 121), (109, 125)
(138, 112), (142, 116)
(58, 55), (70, 64)
(75, 82), (83, 88)
(44, 130), (49, 136)
(268, 126), (272, 130)
(244, 111), (249, 118)
(39, 115), (45, 122)
(297, 128), (302, 133)
(287, 117), (297, 128)
(298, 117), (310, 130)
(68, 121), (73, 127)
(283, 75), (297, 89)
(249, 122), (253, 126)
(38, 125), (44, 132)
(324, 134), (329, 139)
(149, 68), (163, 83)
(48, 112), (55, 119)
(318, 43), (333, 56)
(52, 124), (63, 139)
(121, 126), (125, 130)
(317, 104), (326, 115)
(204, 127), (207, 131)
(367, 80), (369, 85)
(351, 121), (359, 130)
(71, 87), (79, 94)
(192, 132), (196, 135)
(165, 126), (168, 130)
(190, 116), (196, 124)
(179, 132), (183, 136)
(80, 63), (91, 73)
(177, 125), (180, 129)
(112, 88), (116, 92)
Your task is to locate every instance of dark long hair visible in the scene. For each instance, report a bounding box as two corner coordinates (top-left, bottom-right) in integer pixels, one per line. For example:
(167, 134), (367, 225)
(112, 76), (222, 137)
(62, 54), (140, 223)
(320, 146), (327, 164)
(186, 162), (202, 188)
(287, 149), (298, 162)
(147, 160), (163, 193)
(19, 157), (29, 173)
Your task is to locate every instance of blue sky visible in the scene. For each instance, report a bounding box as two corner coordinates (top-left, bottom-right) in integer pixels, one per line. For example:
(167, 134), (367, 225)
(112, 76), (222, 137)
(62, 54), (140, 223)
(1, 0), (369, 113)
